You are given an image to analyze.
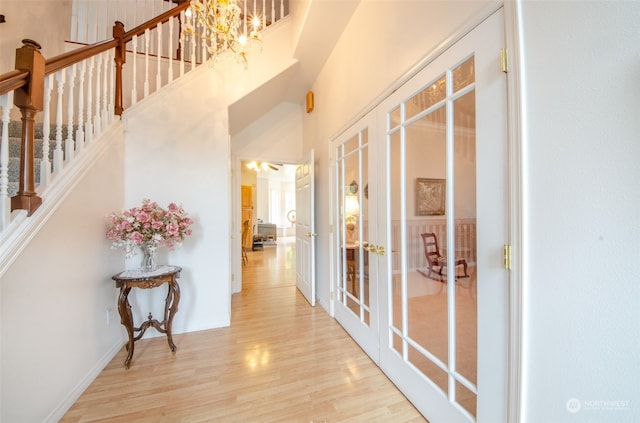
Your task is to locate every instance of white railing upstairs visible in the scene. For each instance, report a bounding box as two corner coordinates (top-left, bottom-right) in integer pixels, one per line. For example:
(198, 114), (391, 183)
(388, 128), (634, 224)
(69, 0), (289, 48)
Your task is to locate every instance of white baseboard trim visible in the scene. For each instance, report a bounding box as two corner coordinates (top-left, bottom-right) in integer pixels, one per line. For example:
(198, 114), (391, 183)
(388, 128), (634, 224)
(43, 335), (125, 423)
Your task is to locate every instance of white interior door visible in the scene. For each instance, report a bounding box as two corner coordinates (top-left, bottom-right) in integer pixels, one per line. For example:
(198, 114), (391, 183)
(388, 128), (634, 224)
(332, 111), (379, 362)
(377, 9), (508, 422)
(295, 149), (316, 306)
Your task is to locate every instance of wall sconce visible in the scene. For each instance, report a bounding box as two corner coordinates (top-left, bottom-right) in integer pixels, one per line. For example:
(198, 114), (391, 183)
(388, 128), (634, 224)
(344, 195), (360, 231)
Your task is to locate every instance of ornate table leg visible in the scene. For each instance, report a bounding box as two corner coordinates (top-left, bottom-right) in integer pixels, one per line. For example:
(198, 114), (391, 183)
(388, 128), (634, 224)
(117, 285), (135, 369)
(164, 277), (181, 352)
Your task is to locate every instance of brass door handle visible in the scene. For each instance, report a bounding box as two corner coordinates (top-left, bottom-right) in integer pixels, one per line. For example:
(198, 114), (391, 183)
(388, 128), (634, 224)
(306, 232), (317, 238)
(363, 244), (376, 252)
(376, 245), (386, 256)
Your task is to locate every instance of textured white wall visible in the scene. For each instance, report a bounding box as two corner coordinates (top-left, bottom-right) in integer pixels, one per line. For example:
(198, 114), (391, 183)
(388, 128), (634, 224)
(519, 2), (640, 422)
(0, 127), (126, 422)
(122, 65), (235, 333)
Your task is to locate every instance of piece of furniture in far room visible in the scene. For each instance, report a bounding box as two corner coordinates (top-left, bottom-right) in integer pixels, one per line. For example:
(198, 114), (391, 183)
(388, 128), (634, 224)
(418, 232), (468, 281)
(112, 265), (182, 369)
(242, 219), (250, 265)
(257, 222), (277, 243)
(252, 224), (264, 250)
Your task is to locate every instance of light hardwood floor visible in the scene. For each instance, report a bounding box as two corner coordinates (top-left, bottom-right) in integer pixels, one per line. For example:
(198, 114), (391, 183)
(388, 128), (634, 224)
(62, 237), (426, 422)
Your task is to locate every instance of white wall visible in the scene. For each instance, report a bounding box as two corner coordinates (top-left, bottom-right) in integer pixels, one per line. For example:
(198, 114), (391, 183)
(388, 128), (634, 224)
(518, 2), (640, 422)
(122, 65), (236, 333)
(0, 125), (126, 422)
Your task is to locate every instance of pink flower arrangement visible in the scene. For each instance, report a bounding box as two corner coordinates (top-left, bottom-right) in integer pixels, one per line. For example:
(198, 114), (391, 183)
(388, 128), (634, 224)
(106, 199), (194, 256)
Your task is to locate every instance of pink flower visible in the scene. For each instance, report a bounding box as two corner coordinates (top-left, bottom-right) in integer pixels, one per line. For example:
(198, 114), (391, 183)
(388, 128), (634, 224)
(130, 231), (144, 244)
(151, 220), (164, 230)
(137, 211), (150, 223)
(166, 222), (179, 237)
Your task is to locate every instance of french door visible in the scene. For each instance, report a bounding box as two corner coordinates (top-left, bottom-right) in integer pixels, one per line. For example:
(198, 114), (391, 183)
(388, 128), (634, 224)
(333, 9), (509, 422)
(333, 112), (379, 362)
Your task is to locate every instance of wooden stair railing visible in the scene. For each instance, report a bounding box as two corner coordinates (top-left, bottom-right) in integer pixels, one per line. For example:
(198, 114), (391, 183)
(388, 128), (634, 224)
(0, 1), (190, 220)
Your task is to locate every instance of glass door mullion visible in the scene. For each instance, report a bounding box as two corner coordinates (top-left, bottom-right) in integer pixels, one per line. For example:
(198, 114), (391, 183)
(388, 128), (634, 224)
(446, 67), (458, 402)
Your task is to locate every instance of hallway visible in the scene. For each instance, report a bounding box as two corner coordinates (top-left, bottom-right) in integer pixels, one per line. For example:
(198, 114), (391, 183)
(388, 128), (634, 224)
(62, 237), (426, 422)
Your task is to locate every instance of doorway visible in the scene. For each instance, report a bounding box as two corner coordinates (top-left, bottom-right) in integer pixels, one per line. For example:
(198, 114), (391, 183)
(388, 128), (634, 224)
(239, 160), (297, 291)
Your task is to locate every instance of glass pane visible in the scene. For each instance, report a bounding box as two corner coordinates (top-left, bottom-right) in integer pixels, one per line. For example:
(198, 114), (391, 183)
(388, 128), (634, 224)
(454, 90), (477, 406)
(390, 106), (401, 130)
(408, 344), (448, 395)
(344, 134), (359, 155)
(359, 141), (369, 313)
(407, 74), (446, 120)
(389, 129), (403, 339)
(456, 381), (477, 418)
(407, 105), (448, 368)
(452, 56), (475, 93)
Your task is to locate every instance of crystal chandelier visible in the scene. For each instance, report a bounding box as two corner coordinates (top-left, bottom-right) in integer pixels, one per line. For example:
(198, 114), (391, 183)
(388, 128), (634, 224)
(183, 0), (262, 66)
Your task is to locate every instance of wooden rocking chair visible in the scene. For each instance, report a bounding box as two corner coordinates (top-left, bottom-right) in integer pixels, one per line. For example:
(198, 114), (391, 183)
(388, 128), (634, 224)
(417, 232), (468, 281)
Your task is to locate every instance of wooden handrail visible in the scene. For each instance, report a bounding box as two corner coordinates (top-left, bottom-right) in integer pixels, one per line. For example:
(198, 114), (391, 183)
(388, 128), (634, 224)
(0, 69), (29, 95)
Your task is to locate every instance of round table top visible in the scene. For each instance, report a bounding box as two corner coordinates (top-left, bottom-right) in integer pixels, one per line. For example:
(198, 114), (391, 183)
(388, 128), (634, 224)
(112, 265), (182, 281)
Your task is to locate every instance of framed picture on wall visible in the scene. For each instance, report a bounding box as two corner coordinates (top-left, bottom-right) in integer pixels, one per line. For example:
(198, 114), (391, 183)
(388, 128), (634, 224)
(416, 178), (445, 216)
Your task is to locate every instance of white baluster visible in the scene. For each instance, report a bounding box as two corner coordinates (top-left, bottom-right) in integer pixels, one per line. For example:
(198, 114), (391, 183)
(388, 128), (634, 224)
(132, 34), (138, 105)
(179, 11), (185, 77)
(40, 76), (53, 188)
(243, 0), (248, 35)
(144, 28), (150, 98)
(107, 49), (115, 125)
(190, 15), (196, 70)
(85, 56), (94, 144)
(156, 22), (162, 91)
(66, 64), (76, 162)
(54, 70), (65, 173)
(70, 0), (78, 41)
(262, 0), (266, 28)
(76, 60), (86, 153)
(280, 0), (284, 20)
(101, 51), (109, 129)
(169, 16), (175, 83)
(93, 53), (102, 134)
(270, 0), (275, 27)
(0, 92), (13, 230)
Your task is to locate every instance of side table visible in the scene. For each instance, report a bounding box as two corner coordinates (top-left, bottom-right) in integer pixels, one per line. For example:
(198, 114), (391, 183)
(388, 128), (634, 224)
(112, 265), (182, 369)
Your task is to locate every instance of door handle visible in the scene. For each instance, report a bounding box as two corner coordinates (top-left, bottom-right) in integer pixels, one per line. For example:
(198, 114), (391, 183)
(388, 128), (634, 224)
(375, 245), (386, 256)
(306, 232), (317, 238)
(363, 244), (376, 252)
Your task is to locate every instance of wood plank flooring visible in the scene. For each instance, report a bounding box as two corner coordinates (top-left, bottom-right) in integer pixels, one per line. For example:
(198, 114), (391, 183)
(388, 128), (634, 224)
(62, 238), (426, 422)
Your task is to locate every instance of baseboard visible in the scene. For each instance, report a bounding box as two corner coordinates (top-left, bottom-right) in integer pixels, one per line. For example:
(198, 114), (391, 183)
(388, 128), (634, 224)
(42, 335), (125, 423)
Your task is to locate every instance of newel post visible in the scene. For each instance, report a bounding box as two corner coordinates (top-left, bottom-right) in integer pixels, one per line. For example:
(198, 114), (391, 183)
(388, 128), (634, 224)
(113, 21), (126, 116)
(11, 39), (44, 216)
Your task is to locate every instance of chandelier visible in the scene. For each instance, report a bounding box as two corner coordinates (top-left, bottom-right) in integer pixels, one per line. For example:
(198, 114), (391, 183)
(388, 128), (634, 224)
(183, 0), (262, 66)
